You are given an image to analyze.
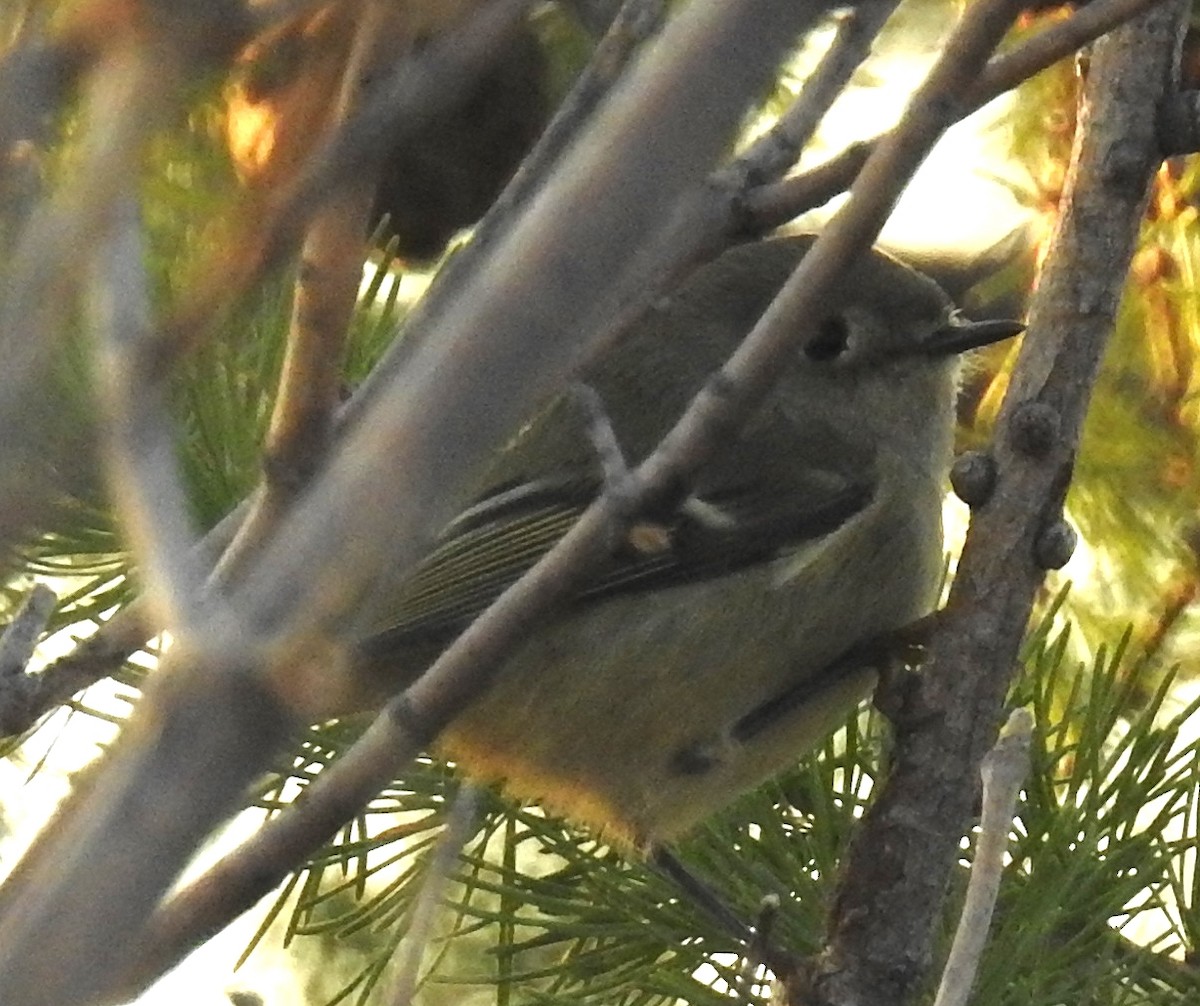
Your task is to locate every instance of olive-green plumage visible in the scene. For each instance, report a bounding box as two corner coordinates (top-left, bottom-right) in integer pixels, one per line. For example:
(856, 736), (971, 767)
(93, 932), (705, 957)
(354, 235), (1014, 847)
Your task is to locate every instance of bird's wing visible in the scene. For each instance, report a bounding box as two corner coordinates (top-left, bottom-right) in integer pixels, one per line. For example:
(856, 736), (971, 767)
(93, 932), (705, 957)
(362, 458), (875, 654)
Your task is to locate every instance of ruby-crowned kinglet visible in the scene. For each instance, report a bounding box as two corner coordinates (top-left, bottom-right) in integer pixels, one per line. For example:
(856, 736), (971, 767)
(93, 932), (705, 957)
(355, 235), (1019, 848)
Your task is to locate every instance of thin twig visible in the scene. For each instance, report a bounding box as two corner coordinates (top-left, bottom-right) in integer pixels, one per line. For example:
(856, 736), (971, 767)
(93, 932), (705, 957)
(0, 510), (241, 738)
(736, 0), (899, 185)
(741, 142), (872, 230)
(386, 787), (480, 1006)
(0, 584), (55, 677)
(216, 0), (399, 581)
(818, 5), (1189, 1006)
(744, 0), (1174, 233)
(933, 708), (1033, 1006)
(571, 383), (632, 488)
(977, 0), (1170, 102)
(737, 893), (782, 1001)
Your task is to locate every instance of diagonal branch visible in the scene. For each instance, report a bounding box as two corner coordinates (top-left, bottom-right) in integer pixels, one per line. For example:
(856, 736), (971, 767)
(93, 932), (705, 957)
(87, 188), (206, 630)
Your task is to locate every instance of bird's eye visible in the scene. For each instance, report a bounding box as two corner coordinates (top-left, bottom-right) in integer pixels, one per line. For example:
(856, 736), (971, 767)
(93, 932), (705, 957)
(804, 314), (850, 362)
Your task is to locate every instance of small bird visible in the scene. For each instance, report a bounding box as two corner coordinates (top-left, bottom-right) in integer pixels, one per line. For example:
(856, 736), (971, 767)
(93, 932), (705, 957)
(354, 235), (1020, 849)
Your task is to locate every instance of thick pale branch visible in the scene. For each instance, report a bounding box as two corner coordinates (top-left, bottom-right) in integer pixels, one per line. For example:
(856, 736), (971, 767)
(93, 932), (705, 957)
(0, 44), (171, 561)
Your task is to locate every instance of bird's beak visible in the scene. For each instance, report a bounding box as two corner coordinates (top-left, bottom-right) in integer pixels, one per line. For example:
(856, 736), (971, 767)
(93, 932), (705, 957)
(923, 315), (1025, 358)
